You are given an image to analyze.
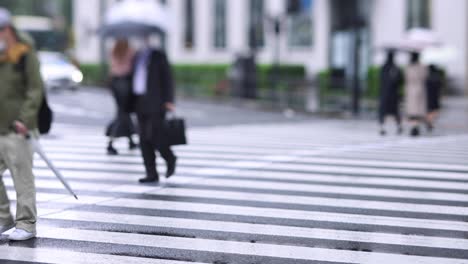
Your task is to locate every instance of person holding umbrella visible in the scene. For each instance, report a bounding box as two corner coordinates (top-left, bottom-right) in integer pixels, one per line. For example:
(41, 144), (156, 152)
(105, 39), (138, 155)
(130, 36), (177, 183)
(422, 46), (455, 132)
(404, 52), (428, 137)
(425, 64), (443, 131)
(378, 50), (404, 136)
(100, 0), (176, 183)
(0, 8), (42, 241)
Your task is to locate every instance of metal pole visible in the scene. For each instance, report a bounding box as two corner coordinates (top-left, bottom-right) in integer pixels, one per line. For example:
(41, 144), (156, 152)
(466, 1), (468, 96)
(273, 18), (281, 67)
(272, 17), (281, 106)
(99, 0), (107, 79)
(351, 25), (361, 116)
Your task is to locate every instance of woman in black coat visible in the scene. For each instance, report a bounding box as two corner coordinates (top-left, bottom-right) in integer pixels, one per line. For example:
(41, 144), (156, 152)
(426, 64), (443, 131)
(378, 51), (404, 135)
(105, 39), (138, 155)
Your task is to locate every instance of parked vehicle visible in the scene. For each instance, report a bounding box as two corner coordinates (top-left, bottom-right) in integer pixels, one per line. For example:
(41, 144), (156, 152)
(39, 51), (83, 91)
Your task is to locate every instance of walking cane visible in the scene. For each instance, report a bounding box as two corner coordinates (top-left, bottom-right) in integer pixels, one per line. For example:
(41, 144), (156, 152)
(28, 135), (79, 200)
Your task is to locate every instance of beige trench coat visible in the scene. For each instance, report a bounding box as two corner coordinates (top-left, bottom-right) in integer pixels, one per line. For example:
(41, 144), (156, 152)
(404, 64), (428, 117)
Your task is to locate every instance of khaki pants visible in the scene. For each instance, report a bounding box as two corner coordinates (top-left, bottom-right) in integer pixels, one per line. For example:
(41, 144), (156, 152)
(0, 133), (36, 233)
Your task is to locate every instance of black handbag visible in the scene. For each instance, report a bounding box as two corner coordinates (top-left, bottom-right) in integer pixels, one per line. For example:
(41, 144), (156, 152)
(38, 96), (53, 135)
(164, 113), (187, 146)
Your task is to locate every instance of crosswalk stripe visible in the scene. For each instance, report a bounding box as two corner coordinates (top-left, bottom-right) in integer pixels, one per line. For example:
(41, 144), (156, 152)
(97, 198), (468, 232)
(34, 151), (468, 175)
(32, 152), (468, 181)
(7, 175), (468, 216)
(295, 157), (468, 172)
(341, 148), (468, 159)
(6, 191), (112, 204)
(327, 153), (468, 165)
(161, 177), (468, 202)
(48, 128), (468, 146)
(42, 210), (468, 250)
(268, 163), (468, 181)
(42, 140), (468, 161)
(231, 170), (468, 191)
(29, 158), (468, 191)
(38, 151), (256, 162)
(146, 187), (468, 216)
(39, 143), (468, 168)
(0, 247), (204, 264)
(11, 169), (468, 203)
(24, 227), (468, 264)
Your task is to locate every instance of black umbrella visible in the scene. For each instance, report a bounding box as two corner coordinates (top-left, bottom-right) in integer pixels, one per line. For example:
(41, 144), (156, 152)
(99, 21), (165, 38)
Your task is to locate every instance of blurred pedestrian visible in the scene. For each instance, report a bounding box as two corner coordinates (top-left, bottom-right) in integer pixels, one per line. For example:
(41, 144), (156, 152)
(0, 8), (43, 241)
(378, 50), (404, 135)
(425, 64), (443, 131)
(130, 37), (177, 183)
(105, 39), (138, 155)
(404, 52), (428, 137)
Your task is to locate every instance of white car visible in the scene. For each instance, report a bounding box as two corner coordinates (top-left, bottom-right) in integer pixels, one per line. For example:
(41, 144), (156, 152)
(39, 51), (83, 91)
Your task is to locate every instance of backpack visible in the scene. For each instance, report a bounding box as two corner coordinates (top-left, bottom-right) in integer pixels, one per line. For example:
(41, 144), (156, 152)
(17, 54), (53, 135)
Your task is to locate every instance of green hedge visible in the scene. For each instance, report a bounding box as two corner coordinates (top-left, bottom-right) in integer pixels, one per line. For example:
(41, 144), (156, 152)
(316, 69), (350, 98)
(317, 67), (382, 99)
(317, 69), (331, 95)
(257, 65), (306, 90)
(80, 64), (107, 86)
(173, 64), (229, 96)
(366, 66), (380, 99)
(79, 63), (306, 97)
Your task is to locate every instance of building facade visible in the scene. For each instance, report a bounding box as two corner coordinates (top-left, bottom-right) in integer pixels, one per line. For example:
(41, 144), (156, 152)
(73, 0), (468, 93)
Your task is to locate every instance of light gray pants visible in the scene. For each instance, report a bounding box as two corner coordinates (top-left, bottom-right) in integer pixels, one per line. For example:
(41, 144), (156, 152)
(0, 133), (36, 233)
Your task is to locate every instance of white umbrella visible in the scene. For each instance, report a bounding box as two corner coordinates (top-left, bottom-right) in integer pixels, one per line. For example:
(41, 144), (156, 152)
(101, 0), (170, 37)
(400, 28), (441, 51)
(422, 45), (457, 64)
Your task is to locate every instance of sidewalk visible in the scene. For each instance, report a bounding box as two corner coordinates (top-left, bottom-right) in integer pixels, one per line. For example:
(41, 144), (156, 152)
(50, 86), (468, 135)
(181, 94), (468, 134)
(436, 96), (468, 134)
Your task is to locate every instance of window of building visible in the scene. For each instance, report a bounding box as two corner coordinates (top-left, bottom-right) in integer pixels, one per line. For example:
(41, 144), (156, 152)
(288, 0), (314, 47)
(407, 0), (431, 29)
(248, 0), (264, 49)
(213, 0), (227, 49)
(184, 0), (195, 49)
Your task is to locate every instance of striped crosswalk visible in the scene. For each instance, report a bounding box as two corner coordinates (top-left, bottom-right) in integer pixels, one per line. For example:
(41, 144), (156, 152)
(1, 122), (468, 263)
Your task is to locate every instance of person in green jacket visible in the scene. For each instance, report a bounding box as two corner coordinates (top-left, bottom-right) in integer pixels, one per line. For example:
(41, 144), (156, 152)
(0, 7), (44, 241)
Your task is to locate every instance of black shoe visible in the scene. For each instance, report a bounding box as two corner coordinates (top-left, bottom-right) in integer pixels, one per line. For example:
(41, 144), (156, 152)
(166, 157), (177, 178)
(107, 145), (118, 155)
(129, 141), (139, 150)
(410, 127), (420, 137)
(139, 175), (159, 183)
(380, 129), (386, 136)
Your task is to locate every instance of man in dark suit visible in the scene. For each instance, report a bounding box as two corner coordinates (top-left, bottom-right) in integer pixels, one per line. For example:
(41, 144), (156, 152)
(131, 39), (177, 183)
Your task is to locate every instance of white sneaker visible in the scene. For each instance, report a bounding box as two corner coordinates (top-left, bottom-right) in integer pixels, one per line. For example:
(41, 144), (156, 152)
(0, 223), (14, 234)
(8, 228), (36, 241)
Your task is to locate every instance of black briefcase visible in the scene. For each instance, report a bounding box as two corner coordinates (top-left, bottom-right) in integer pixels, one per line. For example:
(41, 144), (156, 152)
(164, 115), (187, 146)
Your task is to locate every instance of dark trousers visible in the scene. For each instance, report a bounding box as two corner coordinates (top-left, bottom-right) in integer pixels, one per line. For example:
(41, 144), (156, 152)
(137, 112), (175, 178)
(378, 109), (401, 126)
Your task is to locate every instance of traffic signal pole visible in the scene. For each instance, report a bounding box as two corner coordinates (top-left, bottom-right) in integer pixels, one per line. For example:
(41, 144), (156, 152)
(352, 26), (361, 116)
